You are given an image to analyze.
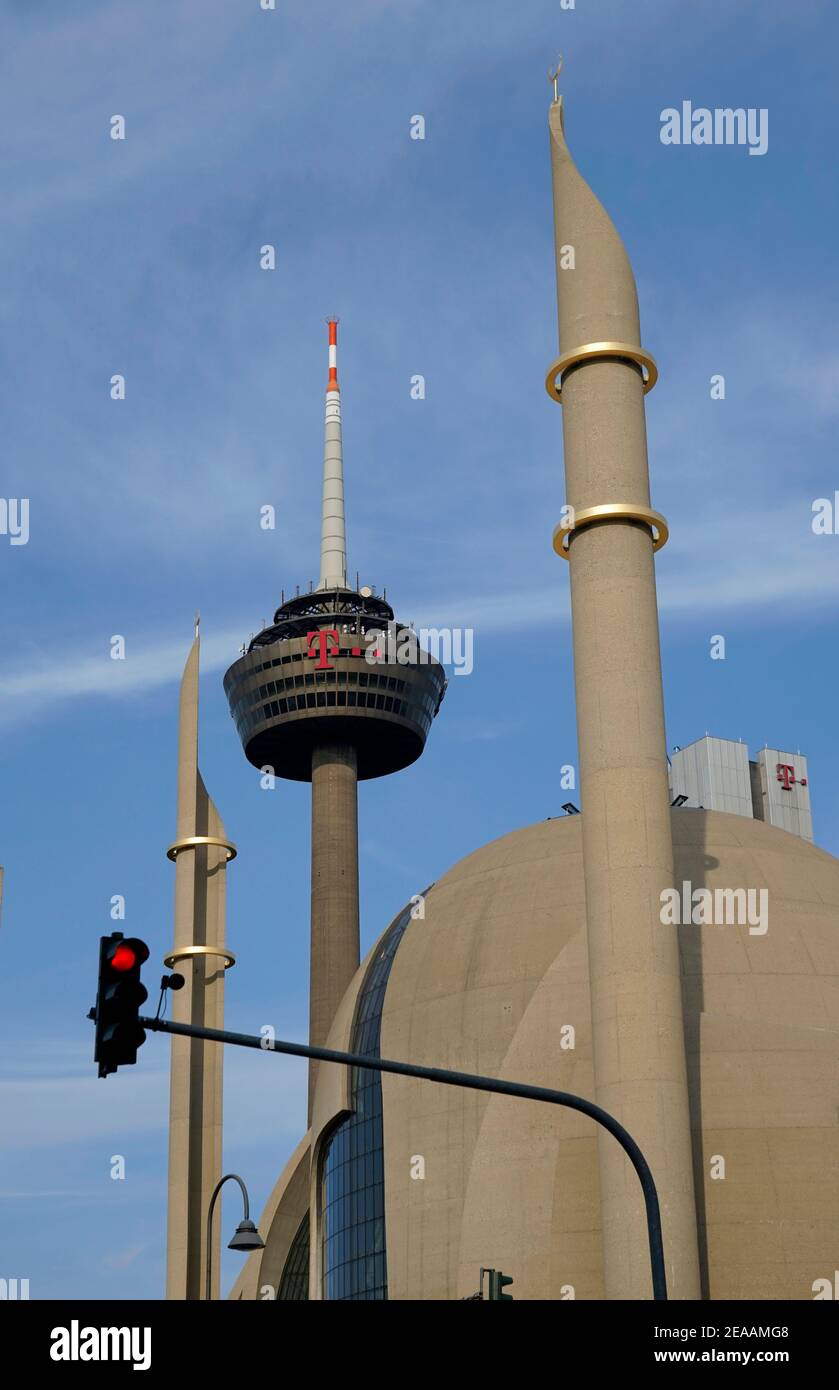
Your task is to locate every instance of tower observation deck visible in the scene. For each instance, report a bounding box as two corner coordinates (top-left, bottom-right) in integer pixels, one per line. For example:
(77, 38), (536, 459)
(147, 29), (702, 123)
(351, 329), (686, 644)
(223, 586), (445, 782)
(223, 321), (446, 1115)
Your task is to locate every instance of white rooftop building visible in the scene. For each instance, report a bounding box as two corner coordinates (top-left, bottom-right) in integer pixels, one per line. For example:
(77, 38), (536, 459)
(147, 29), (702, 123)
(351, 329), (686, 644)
(669, 736), (812, 842)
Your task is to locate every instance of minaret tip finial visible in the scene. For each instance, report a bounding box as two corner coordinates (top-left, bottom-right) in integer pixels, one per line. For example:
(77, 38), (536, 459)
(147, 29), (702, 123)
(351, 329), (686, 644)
(194, 611), (200, 639)
(548, 55), (564, 105)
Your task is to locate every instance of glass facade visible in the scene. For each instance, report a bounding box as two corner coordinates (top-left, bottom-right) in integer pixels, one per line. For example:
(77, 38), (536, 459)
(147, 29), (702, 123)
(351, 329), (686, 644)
(277, 1213), (310, 1301)
(229, 664), (438, 744)
(320, 898), (419, 1300)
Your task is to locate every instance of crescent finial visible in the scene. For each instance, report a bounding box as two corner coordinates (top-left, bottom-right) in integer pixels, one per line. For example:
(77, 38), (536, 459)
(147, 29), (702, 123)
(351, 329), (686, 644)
(548, 56), (564, 105)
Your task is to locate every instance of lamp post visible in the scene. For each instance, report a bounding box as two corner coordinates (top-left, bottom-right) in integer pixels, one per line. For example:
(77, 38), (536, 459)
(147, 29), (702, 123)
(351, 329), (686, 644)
(205, 1173), (264, 1301)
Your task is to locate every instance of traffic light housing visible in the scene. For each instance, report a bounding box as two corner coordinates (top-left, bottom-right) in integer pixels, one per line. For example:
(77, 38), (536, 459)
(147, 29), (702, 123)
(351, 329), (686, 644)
(91, 933), (150, 1078)
(487, 1269), (514, 1301)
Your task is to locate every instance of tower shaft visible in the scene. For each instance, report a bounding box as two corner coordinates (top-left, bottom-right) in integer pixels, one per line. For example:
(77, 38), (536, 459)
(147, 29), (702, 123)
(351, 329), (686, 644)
(548, 98), (701, 1299)
(166, 636), (230, 1300)
(309, 742), (360, 1119)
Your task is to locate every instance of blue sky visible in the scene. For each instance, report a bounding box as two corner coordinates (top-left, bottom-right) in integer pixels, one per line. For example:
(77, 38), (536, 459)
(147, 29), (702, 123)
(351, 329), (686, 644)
(1, 0), (837, 1299)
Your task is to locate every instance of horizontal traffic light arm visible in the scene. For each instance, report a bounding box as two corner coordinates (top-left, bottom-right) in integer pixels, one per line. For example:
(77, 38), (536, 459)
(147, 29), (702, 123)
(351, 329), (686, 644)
(137, 1013), (667, 1300)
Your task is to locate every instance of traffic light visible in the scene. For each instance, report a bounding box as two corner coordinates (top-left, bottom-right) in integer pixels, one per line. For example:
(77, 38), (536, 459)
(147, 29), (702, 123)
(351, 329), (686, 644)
(487, 1269), (514, 1301)
(91, 933), (150, 1078)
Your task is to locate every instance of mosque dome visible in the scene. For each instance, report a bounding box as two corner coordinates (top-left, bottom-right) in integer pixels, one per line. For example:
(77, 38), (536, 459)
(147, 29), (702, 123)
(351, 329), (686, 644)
(234, 809), (839, 1301)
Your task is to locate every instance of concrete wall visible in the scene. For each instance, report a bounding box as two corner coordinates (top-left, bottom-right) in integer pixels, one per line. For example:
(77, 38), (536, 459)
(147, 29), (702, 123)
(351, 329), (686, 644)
(379, 812), (839, 1300)
(671, 737), (753, 819)
(241, 809), (839, 1301)
(757, 748), (813, 842)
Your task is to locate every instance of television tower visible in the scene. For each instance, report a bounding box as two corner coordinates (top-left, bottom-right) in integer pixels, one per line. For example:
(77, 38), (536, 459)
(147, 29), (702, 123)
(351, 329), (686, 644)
(224, 322), (446, 1116)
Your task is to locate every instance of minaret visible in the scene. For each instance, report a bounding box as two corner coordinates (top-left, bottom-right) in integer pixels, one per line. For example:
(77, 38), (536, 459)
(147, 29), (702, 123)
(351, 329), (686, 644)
(165, 627), (236, 1300)
(223, 323), (446, 1120)
(546, 85), (701, 1298)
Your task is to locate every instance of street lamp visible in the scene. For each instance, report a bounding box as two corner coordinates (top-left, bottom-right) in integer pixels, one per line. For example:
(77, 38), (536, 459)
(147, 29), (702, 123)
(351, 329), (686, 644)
(205, 1173), (264, 1300)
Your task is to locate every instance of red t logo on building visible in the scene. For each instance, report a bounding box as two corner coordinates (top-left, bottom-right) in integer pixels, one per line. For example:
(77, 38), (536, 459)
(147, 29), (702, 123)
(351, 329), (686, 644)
(307, 629), (340, 670)
(776, 763), (807, 791)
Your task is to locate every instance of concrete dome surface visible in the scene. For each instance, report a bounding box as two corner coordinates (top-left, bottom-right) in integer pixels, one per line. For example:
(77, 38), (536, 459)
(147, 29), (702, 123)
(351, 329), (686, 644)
(237, 809), (839, 1301)
(375, 810), (839, 1300)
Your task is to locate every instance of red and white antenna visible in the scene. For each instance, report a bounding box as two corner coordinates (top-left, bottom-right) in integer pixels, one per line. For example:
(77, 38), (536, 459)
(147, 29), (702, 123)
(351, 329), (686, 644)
(327, 317), (339, 392)
(318, 318), (347, 590)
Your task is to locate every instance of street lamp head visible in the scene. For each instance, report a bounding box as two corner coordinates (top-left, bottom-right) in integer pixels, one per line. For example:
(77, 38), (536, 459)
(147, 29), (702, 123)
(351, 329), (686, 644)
(228, 1218), (264, 1253)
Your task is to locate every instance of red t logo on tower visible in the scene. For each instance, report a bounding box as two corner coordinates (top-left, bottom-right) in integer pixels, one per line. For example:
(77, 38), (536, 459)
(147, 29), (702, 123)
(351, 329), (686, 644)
(307, 628), (340, 670)
(776, 763), (807, 790)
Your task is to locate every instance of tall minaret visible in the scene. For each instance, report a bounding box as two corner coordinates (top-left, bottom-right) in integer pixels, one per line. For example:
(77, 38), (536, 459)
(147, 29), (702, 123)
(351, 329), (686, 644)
(165, 627), (236, 1299)
(546, 85), (701, 1299)
(223, 324), (446, 1121)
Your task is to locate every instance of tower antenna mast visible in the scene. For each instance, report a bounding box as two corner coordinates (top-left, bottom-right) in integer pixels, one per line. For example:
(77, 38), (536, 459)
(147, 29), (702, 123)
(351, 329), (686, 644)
(319, 318), (347, 591)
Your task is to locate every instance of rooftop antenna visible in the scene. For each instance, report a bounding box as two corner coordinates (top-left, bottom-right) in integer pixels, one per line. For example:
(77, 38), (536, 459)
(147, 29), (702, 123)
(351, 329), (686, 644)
(318, 317), (347, 591)
(548, 55), (564, 105)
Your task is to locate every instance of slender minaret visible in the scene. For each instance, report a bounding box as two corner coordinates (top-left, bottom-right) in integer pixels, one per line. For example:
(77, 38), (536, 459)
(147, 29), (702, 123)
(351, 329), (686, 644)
(546, 83), (701, 1299)
(166, 626), (236, 1300)
(223, 323), (446, 1121)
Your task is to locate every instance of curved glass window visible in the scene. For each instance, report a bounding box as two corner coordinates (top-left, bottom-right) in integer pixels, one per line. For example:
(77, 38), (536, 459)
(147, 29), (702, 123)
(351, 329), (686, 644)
(320, 896), (423, 1300)
(277, 1213), (310, 1301)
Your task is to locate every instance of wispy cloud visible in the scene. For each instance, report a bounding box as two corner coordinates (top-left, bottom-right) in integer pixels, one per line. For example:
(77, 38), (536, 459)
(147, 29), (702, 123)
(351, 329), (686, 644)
(0, 630), (241, 703)
(1, 498), (837, 734)
(103, 1242), (151, 1271)
(0, 1040), (305, 1151)
(446, 716), (519, 742)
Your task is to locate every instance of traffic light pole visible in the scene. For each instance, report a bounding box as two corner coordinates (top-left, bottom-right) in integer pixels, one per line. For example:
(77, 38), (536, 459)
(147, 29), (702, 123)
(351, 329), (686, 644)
(139, 1013), (668, 1300)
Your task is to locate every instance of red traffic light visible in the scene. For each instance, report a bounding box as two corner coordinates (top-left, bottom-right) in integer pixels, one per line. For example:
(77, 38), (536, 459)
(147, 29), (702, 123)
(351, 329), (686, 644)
(107, 937), (149, 973)
(111, 944), (137, 972)
(93, 935), (151, 1078)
